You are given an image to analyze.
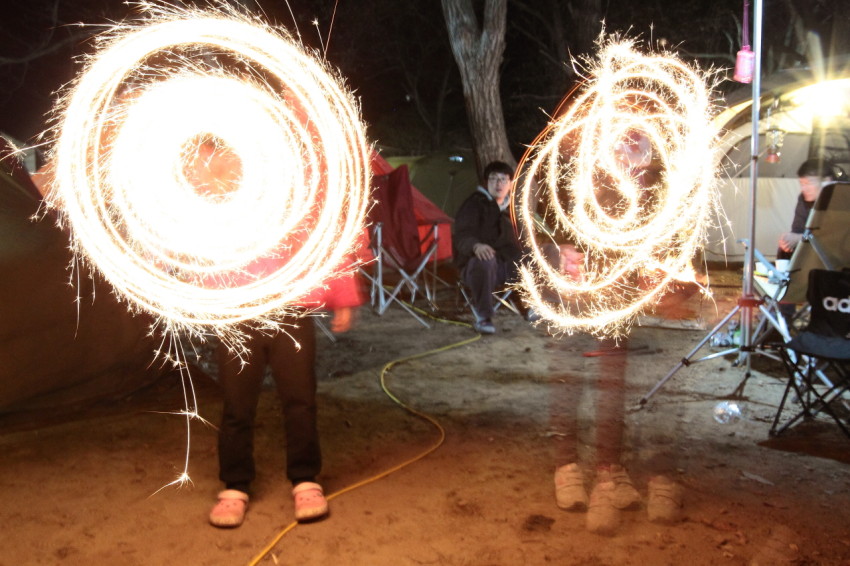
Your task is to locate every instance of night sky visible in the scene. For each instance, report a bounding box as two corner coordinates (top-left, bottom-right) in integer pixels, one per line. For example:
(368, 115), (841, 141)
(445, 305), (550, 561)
(0, 1), (332, 141)
(2, 0), (849, 150)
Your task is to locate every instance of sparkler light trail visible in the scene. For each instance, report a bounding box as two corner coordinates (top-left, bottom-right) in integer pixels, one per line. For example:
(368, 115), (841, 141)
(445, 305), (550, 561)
(515, 39), (720, 337)
(45, 3), (370, 340)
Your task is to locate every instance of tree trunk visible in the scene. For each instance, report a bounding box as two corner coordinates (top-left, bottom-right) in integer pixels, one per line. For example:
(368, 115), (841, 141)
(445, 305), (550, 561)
(441, 0), (514, 177)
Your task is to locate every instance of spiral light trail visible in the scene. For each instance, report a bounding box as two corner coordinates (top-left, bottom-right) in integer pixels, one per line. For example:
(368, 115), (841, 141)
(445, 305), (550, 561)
(47, 3), (370, 340)
(515, 39), (720, 337)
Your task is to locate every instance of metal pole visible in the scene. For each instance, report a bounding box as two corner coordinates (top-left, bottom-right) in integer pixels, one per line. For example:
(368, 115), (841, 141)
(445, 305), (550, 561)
(738, 0), (763, 369)
(639, 0), (766, 405)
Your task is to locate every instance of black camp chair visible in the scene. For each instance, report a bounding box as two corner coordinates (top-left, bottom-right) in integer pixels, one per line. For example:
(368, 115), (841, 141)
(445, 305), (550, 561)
(770, 269), (850, 439)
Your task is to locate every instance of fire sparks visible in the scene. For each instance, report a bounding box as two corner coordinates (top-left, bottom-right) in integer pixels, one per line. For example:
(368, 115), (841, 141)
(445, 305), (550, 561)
(515, 39), (720, 336)
(46, 3), (370, 340)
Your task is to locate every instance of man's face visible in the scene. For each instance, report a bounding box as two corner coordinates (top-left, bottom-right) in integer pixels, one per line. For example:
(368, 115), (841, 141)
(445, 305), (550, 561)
(487, 172), (512, 205)
(799, 175), (827, 202)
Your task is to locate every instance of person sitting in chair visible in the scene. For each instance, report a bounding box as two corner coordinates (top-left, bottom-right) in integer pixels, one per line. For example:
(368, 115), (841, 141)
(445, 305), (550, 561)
(777, 158), (837, 260)
(453, 160), (536, 334)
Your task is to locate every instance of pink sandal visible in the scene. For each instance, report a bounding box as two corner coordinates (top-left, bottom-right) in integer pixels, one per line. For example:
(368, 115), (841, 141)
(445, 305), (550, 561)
(209, 489), (249, 528)
(292, 482), (329, 522)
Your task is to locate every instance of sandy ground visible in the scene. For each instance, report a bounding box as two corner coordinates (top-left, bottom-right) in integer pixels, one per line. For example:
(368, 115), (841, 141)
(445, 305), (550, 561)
(2, 269), (850, 566)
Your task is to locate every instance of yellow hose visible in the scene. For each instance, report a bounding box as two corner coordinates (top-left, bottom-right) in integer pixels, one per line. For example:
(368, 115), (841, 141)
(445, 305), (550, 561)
(247, 311), (480, 565)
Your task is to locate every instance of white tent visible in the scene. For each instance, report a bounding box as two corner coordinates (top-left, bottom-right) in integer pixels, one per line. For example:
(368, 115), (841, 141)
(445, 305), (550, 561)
(707, 62), (850, 261)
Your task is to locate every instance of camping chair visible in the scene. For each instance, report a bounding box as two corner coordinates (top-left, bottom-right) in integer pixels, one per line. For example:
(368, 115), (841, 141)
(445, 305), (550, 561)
(770, 269), (850, 439)
(750, 245), (811, 360)
(456, 279), (521, 323)
(751, 182), (850, 361)
(314, 315), (336, 343)
(362, 164), (450, 328)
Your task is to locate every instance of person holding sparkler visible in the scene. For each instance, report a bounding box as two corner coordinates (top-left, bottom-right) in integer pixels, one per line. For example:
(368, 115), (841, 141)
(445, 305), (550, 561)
(546, 131), (684, 534)
(181, 139), (363, 528)
(210, 294), (359, 528)
(34, 4), (373, 530)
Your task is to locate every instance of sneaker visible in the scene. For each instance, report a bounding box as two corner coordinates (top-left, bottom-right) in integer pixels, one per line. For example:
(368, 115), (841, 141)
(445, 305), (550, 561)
(209, 489), (249, 528)
(596, 464), (641, 510)
(586, 481), (619, 535)
(554, 463), (588, 511)
(473, 319), (496, 334)
(292, 481), (329, 522)
(647, 475), (683, 524)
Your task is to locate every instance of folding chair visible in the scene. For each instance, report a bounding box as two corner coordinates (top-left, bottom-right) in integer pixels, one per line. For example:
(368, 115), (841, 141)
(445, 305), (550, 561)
(770, 269), (850, 438)
(314, 315), (336, 343)
(456, 280), (520, 323)
(750, 245), (811, 358)
(362, 164), (450, 328)
(751, 182), (850, 358)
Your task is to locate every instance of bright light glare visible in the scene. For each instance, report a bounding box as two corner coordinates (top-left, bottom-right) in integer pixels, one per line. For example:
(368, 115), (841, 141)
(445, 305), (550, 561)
(515, 39), (720, 337)
(47, 4), (370, 340)
(788, 79), (850, 119)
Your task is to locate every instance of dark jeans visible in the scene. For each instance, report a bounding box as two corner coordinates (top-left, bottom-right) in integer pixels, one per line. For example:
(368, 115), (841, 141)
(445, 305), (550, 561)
(462, 256), (518, 321)
(217, 316), (320, 493)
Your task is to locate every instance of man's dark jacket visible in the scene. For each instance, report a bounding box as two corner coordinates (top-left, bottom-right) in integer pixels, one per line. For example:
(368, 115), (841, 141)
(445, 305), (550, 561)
(452, 189), (522, 271)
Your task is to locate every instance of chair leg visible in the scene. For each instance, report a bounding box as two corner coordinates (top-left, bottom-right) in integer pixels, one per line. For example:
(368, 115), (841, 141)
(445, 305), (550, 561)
(772, 352), (850, 438)
(800, 365), (850, 438)
(771, 354), (816, 436)
(770, 370), (801, 436)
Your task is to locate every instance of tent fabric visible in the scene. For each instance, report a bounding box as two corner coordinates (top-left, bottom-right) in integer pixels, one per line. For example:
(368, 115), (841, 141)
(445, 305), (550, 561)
(0, 142), (41, 202)
(0, 138), (166, 417)
(386, 150), (478, 218)
(707, 176), (800, 260)
(708, 73), (850, 261)
(371, 153), (453, 262)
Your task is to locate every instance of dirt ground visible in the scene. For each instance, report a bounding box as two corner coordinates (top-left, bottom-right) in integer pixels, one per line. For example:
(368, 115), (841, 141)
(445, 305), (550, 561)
(2, 268), (850, 566)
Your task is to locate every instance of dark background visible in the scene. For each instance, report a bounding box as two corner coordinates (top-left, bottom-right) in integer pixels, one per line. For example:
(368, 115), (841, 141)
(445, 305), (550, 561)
(1, 0), (848, 158)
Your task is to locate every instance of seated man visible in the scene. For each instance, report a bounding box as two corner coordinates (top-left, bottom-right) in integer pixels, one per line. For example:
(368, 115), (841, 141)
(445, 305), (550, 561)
(453, 160), (534, 334)
(773, 158), (838, 327)
(777, 158), (836, 259)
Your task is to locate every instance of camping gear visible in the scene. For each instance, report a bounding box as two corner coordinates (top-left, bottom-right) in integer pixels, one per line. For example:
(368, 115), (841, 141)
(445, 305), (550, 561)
(708, 68), (850, 261)
(386, 150), (478, 217)
(752, 182), (850, 360)
(770, 269), (850, 438)
(362, 155), (453, 327)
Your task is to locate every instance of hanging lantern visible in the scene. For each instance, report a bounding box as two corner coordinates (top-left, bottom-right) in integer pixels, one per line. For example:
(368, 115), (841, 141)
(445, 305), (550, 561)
(765, 127), (785, 163)
(764, 98), (784, 163)
(734, 46), (755, 83)
(734, 0), (754, 83)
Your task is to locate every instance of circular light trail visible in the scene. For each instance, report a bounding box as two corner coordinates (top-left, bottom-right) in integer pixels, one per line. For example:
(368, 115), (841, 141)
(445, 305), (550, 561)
(47, 4), (370, 339)
(515, 39), (720, 337)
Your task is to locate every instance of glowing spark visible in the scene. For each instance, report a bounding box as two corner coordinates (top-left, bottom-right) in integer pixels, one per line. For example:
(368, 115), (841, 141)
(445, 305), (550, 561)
(150, 471), (194, 498)
(46, 3), (370, 340)
(515, 38), (720, 337)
